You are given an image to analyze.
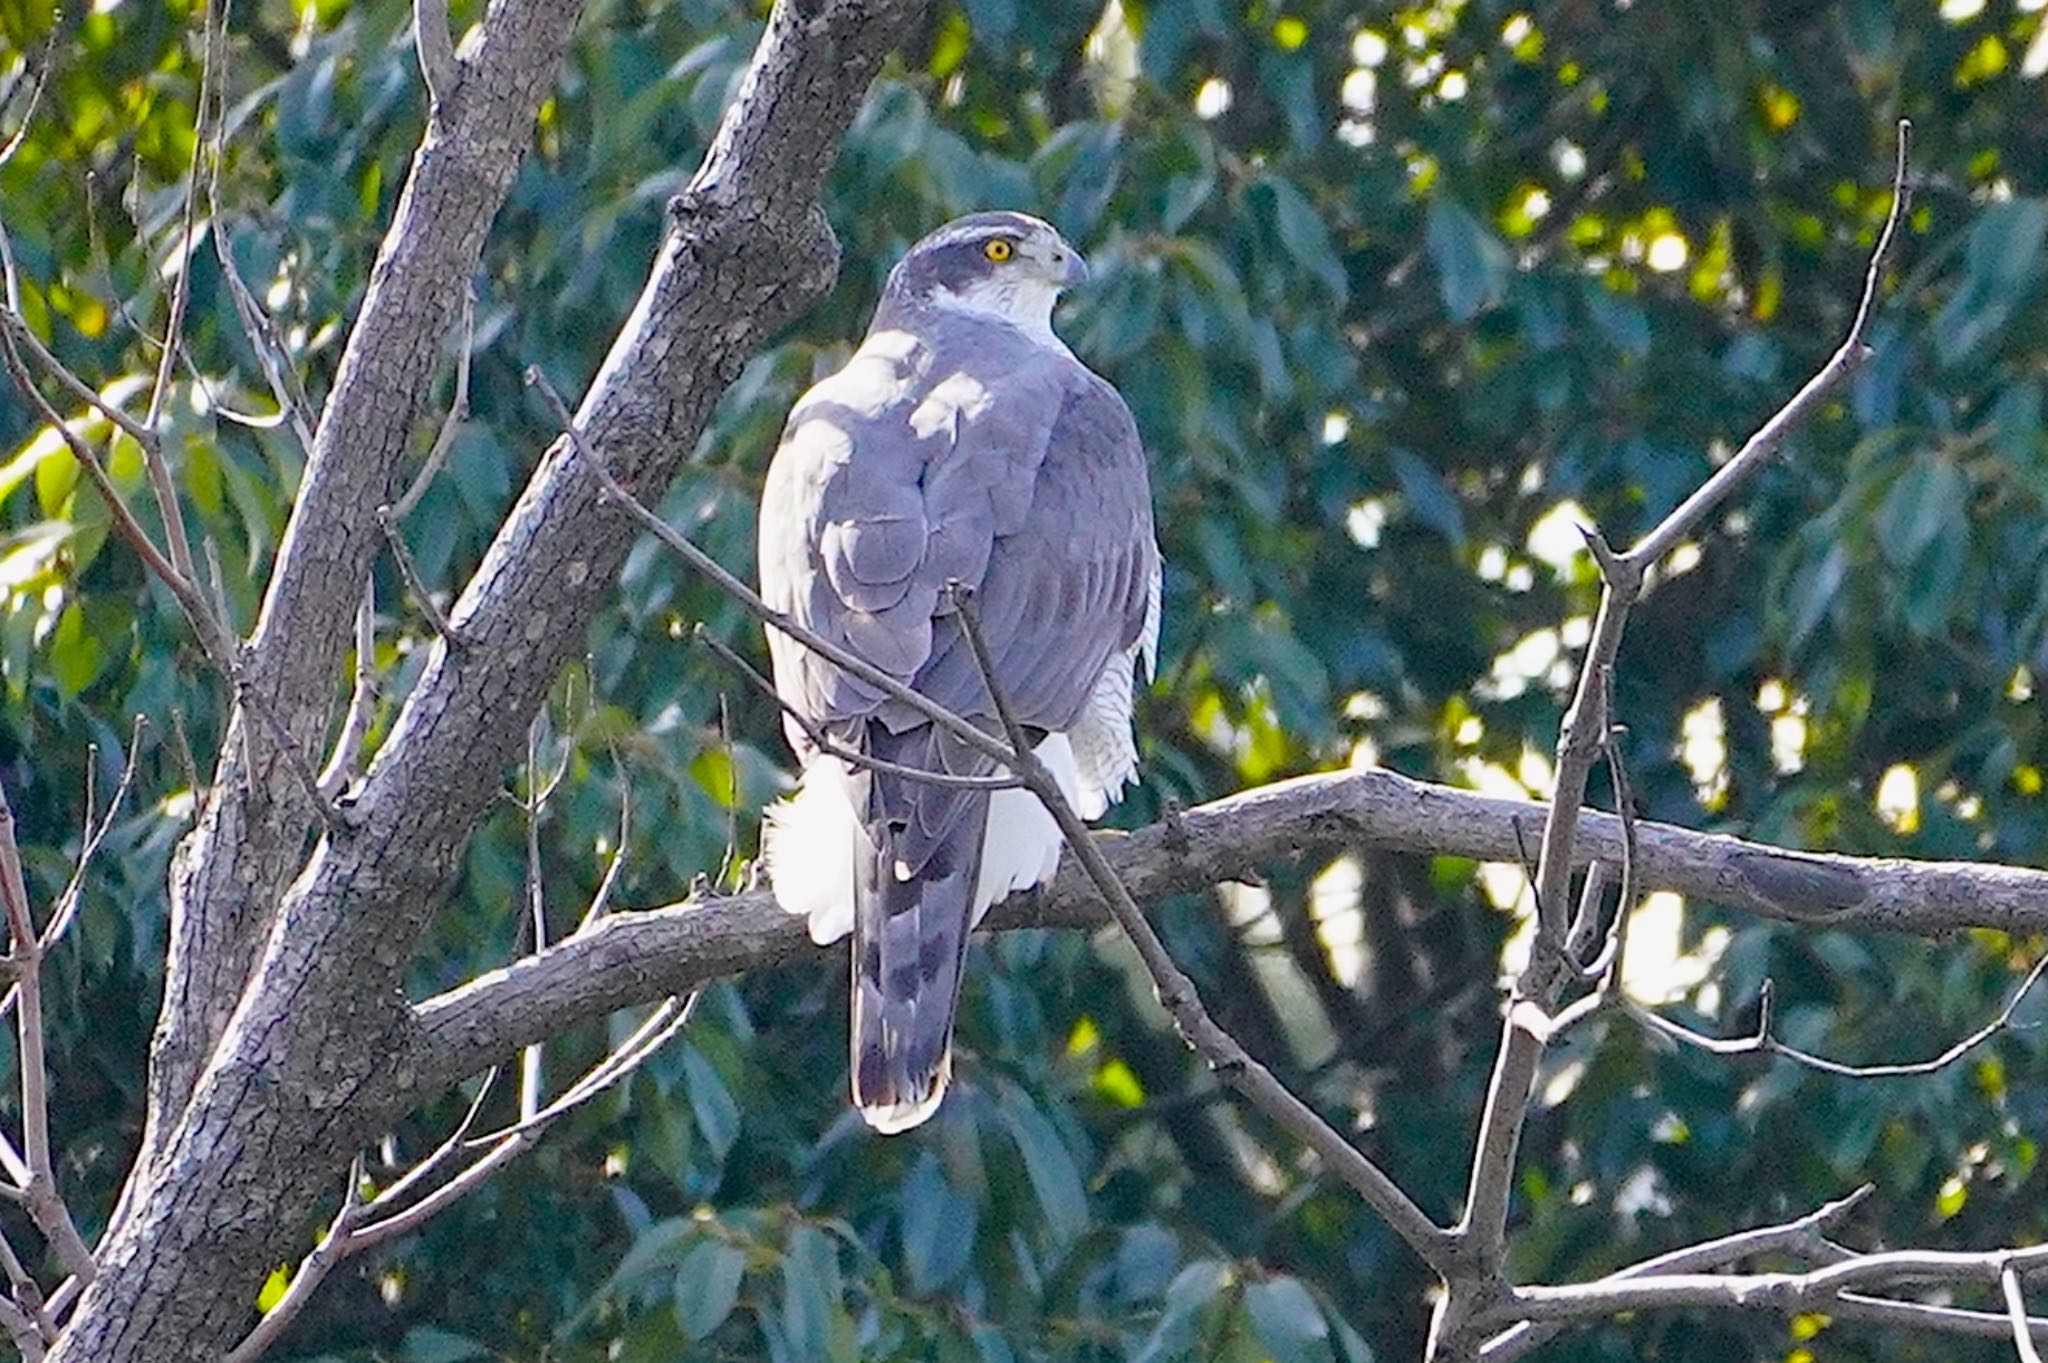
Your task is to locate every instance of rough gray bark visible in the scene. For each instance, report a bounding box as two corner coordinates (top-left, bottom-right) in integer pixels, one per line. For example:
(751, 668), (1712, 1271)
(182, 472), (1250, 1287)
(146, 0), (586, 1184)
(408, 762), (2048, 1099)
(55, 1), (921, 1358)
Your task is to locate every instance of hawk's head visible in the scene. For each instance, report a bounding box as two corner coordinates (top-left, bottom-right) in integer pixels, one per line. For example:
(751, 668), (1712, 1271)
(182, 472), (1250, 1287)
(879, 212), (1088, 342)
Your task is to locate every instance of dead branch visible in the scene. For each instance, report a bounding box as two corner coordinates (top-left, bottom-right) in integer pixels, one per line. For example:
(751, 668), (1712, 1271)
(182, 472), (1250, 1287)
(1433, 121), (1915, 1355)
(1478, 1185), (1873, 1362)
(392, 283), (475, 519)
(0, 784), (95, 1286)
(414, 0), (463, 113)
(1622, 949), (2048, 1079)
(317, 580), (379, 801)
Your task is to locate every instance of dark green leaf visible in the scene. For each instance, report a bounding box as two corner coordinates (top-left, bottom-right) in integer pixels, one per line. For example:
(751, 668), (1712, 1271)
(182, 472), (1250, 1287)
(684, 1045), (742, 1162)
(996, 1084), (1089, 1249)
(1244, 1277), (1331, 1363)
(899, 1152), (979, 1293)
(1426, 199), (1510, 321)
(673, 1238), (746, 1341)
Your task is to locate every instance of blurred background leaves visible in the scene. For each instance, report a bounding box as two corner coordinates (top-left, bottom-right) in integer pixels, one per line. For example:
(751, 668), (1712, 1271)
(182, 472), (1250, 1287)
(4, 0), (2048, 1358)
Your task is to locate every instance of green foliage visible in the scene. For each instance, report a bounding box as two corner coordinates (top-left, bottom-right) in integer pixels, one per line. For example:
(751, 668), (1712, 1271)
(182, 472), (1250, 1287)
(6, 0), (2048, 1358)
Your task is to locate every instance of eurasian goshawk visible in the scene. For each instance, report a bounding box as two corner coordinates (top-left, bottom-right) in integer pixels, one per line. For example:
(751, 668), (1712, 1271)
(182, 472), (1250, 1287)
(758, 212), (1160, 1133)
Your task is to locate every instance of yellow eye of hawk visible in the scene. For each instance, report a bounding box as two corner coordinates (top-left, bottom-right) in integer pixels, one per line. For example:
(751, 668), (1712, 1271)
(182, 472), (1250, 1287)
(983, 238), (1015, 262)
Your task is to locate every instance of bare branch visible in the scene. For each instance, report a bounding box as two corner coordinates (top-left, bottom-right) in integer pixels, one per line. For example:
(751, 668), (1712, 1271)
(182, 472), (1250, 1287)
(234, 665), (351, 835)
(519, 717), (554, 1123)
(948, 588), (1458, 1273)
(0, 323), (232, 666)
(692, 626), (1020, 792)
(0, 784), (95, 1284)
(1629, 120), (1912, 567)
(1503, 1239), (2048, 1328)
(414, 0), (463, 113)
(129, 0), (598, 1210)
(219, 1161), (369, 1363)
(317, 579), (379, 800)
(1440, 123), (1916, 1332)
(459, 994), (696, 1152)
(378, 506), (463, 646)
(1479, 1185), (1873, 1362)
(58, 2), (918, 1354)
(205, 210), (317, 456)
(225, 990), (692, 1363)
(392, 283), (476, 519)
(0, 15), (58, 171)
(411, 757), (2048, 1098)
(1829, 1291), (2048, 1347)
(577, 747), (632, 931)
(1624, 945), (2048, 1080)
(0, 310), (158, 453)
(2008, 1264), (2045, 1363)
(138, 0), (230, 597)
(0, 1293), (45, 1362)
(0, 719), (149, 1030)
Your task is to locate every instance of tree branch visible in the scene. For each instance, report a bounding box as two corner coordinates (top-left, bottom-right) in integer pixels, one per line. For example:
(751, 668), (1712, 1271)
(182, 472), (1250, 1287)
(55, 3), (925, 1358)
(1622, 947), (2048, 1079)
(406, 759), (2048, 1094)
(1478, 1185), (1873, 1361)
(1436, 121), (1914, 1351)
(142, 0), (593, 1212)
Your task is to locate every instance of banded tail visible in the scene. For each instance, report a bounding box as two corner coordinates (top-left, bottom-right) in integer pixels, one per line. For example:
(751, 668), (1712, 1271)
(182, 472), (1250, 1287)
(763, 735), (1084, 1133)
(849, 796), (990, 1133)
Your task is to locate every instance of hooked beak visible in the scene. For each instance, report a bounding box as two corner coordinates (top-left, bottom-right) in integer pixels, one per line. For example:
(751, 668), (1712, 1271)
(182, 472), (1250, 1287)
(1055, 248), (1090, 288)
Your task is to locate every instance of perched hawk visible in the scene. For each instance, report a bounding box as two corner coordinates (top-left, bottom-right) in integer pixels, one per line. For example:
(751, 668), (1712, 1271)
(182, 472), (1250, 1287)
(758, 212), (1160, 1134)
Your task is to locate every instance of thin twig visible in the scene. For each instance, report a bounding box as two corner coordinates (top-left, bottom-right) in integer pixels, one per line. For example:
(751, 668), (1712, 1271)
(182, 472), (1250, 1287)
(1502, 1237), (2048, 1326)
(0, 1199), (56, 1345)
(318, 578), (378, 800)
(0, 1293), (44, 1362)
(0, 15), (59, 172)
(1478, 1185), (1873, 1362)
(1564, 860), (1609, 967)
(1441, 123), (1915, 1327)
(0, 323), (231, 667)
(461, 994), (697, 1150)
(234, 661), (351, 834)
(139, 0), (229, 597)
(2008, 1264), (2046, 1363)
(949, 588), (1458, 1272)
(205, 208), (316, 456)
(0, 784), (94, 1283)
(220, 1160), (369, 1363)
(1624, 945), (2048, 1080)
(168, 706), (206, 815)
(378, 506), (462, 645)
(578, 745), (632, 931)
(692, 626), (1019, 791)
(392, 282), (474, 518)
(225, 989), (692, 1363)
(520, 716), (553, 1124)
(0, 311), (157, 452)
(0, 719), (148, 1030)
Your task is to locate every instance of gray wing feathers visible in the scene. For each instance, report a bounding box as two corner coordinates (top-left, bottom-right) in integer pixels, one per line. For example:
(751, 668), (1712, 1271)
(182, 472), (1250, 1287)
(759, 316), (1157, 1130)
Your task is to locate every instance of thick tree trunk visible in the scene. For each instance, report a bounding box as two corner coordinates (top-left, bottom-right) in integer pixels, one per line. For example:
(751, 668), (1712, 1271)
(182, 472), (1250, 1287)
(56, 1), (920, 1357)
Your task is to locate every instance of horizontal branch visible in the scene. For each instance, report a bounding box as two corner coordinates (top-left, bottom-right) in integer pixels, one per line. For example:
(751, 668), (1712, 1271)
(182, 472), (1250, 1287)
(1479, 1185), (1871, 1361)
(409, 762), (2048, 1095)
(1503, 1240), (2048, 1329)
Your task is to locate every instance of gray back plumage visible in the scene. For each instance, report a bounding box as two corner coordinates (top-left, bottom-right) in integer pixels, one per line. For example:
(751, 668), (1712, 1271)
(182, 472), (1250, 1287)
(759, 251), (1157, 1128)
